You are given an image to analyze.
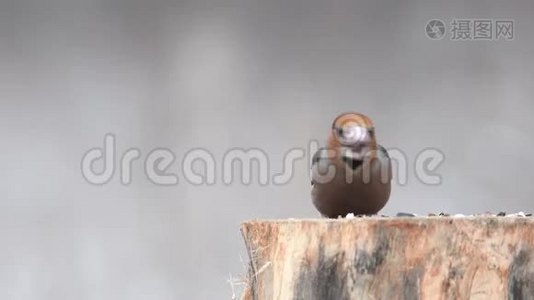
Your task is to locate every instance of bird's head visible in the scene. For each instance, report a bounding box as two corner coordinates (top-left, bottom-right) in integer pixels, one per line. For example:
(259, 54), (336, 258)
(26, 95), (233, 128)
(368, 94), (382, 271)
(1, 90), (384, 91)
(328, 112), (378, 167)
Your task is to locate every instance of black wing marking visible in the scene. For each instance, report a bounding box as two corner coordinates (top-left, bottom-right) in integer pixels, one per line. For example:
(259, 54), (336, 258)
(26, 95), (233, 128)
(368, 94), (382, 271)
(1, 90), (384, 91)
(378, 145), (390, 159)
(377, 145), (392, 181)
(311, 148), (332, 185)
(312, 148), (328, 165)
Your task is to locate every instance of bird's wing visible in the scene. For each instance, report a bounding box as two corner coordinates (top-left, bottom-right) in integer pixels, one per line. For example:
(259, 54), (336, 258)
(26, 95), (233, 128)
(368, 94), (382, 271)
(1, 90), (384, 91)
(377, 145), (392, 181)
(311, 147), (331, 166)
(377, 145), (390, 160)
(311, 148), (334, 185)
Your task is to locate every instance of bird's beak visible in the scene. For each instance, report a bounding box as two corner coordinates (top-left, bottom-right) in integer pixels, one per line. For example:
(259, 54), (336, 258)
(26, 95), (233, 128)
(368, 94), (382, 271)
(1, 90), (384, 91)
(340, 127), (374, 160)
(347, 126), (373, 145)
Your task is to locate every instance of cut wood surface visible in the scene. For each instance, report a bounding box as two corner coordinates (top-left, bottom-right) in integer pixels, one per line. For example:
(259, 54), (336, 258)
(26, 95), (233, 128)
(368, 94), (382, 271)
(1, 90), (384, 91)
(240, 217), (534, 300)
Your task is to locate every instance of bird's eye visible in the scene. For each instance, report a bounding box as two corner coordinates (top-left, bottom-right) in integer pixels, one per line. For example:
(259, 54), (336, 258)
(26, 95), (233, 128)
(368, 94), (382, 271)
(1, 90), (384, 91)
(336, 125), (367, 145)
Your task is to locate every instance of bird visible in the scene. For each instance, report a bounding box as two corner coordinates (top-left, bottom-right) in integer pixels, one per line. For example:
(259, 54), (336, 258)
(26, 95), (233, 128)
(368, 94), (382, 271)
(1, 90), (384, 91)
(311, 112), (391, 218)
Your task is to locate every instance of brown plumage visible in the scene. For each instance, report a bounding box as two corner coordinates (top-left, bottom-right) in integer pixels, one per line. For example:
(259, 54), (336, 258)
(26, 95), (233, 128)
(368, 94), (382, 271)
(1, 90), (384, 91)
(311, 112), (391, 218)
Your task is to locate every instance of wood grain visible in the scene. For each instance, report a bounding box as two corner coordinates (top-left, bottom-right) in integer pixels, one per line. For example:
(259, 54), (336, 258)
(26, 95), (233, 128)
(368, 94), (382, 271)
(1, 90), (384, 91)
(240, 217), (534, 300)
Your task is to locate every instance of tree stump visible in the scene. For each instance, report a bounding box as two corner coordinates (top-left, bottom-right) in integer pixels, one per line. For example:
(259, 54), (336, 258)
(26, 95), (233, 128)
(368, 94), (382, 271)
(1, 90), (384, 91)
(240, 217), (534, 299)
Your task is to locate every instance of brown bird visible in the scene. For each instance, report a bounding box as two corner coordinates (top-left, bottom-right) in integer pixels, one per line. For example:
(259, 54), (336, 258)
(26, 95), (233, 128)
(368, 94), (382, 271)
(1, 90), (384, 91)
(311, 112), (391, 218)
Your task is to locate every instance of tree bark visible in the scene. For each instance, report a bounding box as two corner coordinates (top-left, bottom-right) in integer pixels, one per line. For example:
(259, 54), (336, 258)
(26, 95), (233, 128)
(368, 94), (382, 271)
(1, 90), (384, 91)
(240, 217), (534, 300)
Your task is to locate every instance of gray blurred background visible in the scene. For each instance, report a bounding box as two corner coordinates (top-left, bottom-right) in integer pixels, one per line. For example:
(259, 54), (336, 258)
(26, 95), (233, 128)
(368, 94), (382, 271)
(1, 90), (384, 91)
(1, 0), (533, 298)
